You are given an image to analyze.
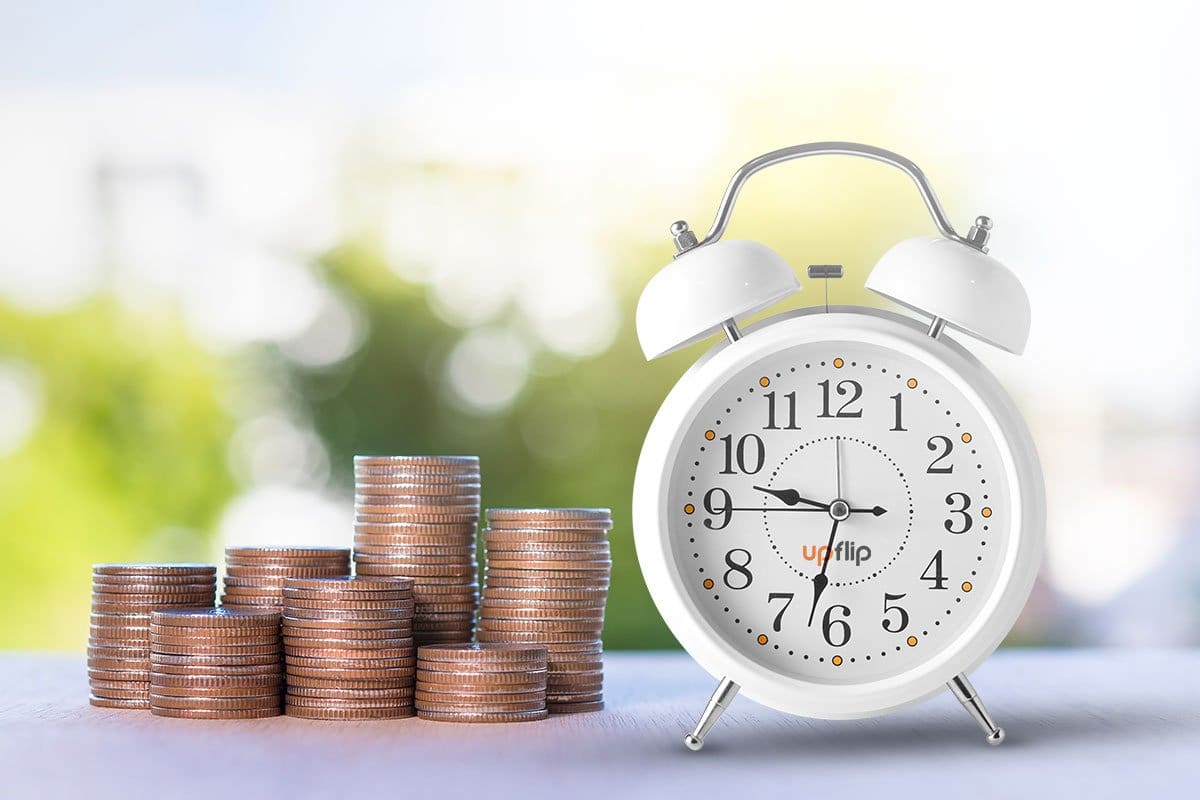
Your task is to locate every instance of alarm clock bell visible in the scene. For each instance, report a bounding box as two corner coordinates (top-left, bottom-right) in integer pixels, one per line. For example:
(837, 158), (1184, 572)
(635, 142), (1031, 360)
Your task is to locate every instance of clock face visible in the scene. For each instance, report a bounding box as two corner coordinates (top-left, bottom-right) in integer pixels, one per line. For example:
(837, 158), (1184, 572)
(666, 338), (1012, 684)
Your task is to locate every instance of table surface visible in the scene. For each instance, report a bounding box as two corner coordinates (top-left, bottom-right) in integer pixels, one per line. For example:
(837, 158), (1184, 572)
(2, 649), (1196, 797)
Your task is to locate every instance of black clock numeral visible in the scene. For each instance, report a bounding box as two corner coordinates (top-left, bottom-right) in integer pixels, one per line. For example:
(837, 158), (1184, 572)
(920, 550), (949, 590)
(944, 492), (973, 534)
(719, 433), (765, 475)
(881, 592), (909, 632)
(763, 391), (801, 430)
(926, 435), (954, 473)
(767, 592), (794, 632)
(722, 548), (753, 590)
(889, 392), (907, 431)
(702, 488), (732, 530)
(821, 604), (852, 647)
(817, 379), (863, 418)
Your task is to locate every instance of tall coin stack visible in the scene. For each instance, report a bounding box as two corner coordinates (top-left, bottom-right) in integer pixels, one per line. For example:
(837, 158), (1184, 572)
(282, 577), (416, 720)
(352, 456), (481, 646)
(415, 643), (548, 723)
(88, 564), (217, 709)
(148, 609), (283, 719)
(221, 546), (351, 611)
(477, 508), (613, 714)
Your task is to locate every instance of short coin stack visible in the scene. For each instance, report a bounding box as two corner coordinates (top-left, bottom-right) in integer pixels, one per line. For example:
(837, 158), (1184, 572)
(88, 564), (217, 709)
(478, 508), (613, 714)
(148, 608), (283, 719)
(415, 643), (548, 723)
(282, 577), (416, 720)
(221, 546), (351, 611)
(352, 456), (481, 646)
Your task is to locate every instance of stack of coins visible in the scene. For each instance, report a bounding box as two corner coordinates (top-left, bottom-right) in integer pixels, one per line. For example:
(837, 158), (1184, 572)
(415, 643), (548, 723)
(477, 508), (613, 714)
(148, 609), (283, 719)
(282, 577), (416, 720)
(88, 564), (217, 709)
(352, 456), (481, 646)
(221, 546), (351, 611)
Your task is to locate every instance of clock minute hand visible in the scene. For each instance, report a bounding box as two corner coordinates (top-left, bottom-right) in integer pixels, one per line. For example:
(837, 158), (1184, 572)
(807, 517), (840, 626)
(849, 505), (889, 516)
(751, 485), (829, 511)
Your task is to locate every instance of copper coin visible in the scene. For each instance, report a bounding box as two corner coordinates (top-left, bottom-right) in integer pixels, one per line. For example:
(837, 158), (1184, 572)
(285, 576), (414, 592)
(475, 630), (597, 644)
(412, 633), (475, 644)
(224, 567), (349, 579)
(149, 623), (278, 639)
(151, 652), (281, 667)
(92, 563), (216, 576)
(415, 688), (545, 703)
(547, 694), (604, 706)
(352, 467), (479, 480)
(88, 644), (151, 659)
(87, 581), (218, 595)
(487, 508), (610, 520)
(411, 581), (479, 593)
(91, 573), (218, 586)
(349, 548), (476, 562)
(484, 539), (611, 552)
(150, 670), (281, 686)
(548, 701), (605, 714)
(151, 645), (282, 659)
(283, 631), (411, 646)
(355, 512), (478, 524)
(287, 685), (414, 700)
(479, 595), (605, 609)
(417, 643), (545, 664)
(91, 592), (215, 605)
(285, 704), (414, 720)
(151, 706), (281, 719)
(483, 529), (610, 543)
(151, 608), (280, 627)
(485, 559), (611, 571)
(87, 657), (149, 672)
(284, 674), (411, 690)
(487, 520), (613, 531)
(283, 695), (413, 710)
(411, 602), (477, 614)
(89, 624), (151, 641)
(150, 694), (281, 710)
(151, 663), (282, 677)
(226, 545), (350, 557)
(89, 682), (150, 697)
(351, 564), (477, 579)
(149, 683), (282, 698)
(88, 666), (148, 681)
(283, 626), (410, 642)
(546, 657), (604, 671)
(285, 646), (413, 661)
(478, 619), (604, 634)
(414, 667), (546, 685)
(283, 606), (411, 622)
(282, 614), (409, 630)
(354, 482), (482, 496)
(355, 492), (480, 505)
(283, 597), (414, 612)
(352, 523), (478, 535)
(90, 695), (149, 709)
(285, 665), (415, 681)
(416, 708), (547, 723)
(479, 606), (604, 621)
(415, 697), (545, 712)
(280, 588), (414, 601)
(285, 655), (415, 670)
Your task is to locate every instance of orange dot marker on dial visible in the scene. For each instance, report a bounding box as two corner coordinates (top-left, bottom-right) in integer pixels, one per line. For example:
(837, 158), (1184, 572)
(684, 504), (695, 515)
(981, 507), (992, 518)
(961, 432), (973, 443)
(962, 581), (973, 592)
(906, 635), (918, 647)
(759, 377), (770, 387)
(704, 430), (716, 440)
(757, 634), (769, 646)
(833, 358), (844, 369)
(907, 378), (918, 389)
(831, 655), (843, 666)
(703, 579), (714, 590)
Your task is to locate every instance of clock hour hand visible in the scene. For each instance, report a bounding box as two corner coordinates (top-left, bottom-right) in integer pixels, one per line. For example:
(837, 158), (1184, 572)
(849, 505), (888, 516)
(752, 485), (829, 511)
(807, 517), (840, 626)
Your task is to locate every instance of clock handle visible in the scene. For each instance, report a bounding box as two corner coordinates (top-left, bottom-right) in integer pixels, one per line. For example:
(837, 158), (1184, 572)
(674, 141), (988, 255)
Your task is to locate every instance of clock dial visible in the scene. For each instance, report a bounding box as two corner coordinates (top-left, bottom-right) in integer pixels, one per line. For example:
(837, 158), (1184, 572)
(669, 340), (1011, 684)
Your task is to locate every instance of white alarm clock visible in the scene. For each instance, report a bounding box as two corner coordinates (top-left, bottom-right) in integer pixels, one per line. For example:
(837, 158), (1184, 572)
(631, 143), (1045, 751)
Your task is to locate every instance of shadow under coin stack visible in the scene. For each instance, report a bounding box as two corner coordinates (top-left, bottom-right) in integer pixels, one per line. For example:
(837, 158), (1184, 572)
(352, 456), (481, 646)
(221, 546), (351, 611)
(282, 577), (416, 720)
(88, 564), (217, 709)
(478, 508), (613, 714)
(148, 609), (283, 719)
(415, 643), (548, 723)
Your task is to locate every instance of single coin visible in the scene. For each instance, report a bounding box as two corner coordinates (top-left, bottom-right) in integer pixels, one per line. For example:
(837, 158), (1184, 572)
(151, 644), (282, 659)
(283, 606), (412, 622)
(287, 685), (414, 700)
(88, 645), (151, 660)
(416, 708), (547, 723)
(354, 454), (479, 466)
(349, 548), (476, 562)
(487, 508), (611, 521)
(476, 630), (598, 644)
(417, 643), (546, 664)
(283, 632), (412, 647)
(88, 683), (150, 699)
(415, 688), (545, 703)
(226, 545), (350, 558)
(354, 482), (482, 496)
(483, 586), (608, 600)
(411, 602), (477, 614)
(87, 581), (219, 595)
(151, 609), (281, 627)
(149, 693), (281, 710)
(150, 652), (282, 667)
(484, 538), (611, 551)
(91, 573), (218, 587)
(413, 632), (476, 644)
(149, 682), (282, 698)
(414, 667), (546, 685)
(285, 704), (414, 720)
(285, 665), (415, 681)
(546, 658), (604, 672)
(283, 696), (413, 710)
(479, 596), (605, 609)
(355, 491), (481, 505)
(547, 700), (605, 714)
(149, 623), (278, 639)
(88, 666), (148, 681)
(478, 619), (604, 634)
(415, 697), (546, 713)
(285, 576), (414, 592)
(92, 563), (216, 576)
(91, 592), (216, 605)
(482, 529), (610, 543)
(485, 558), (612, 571)
(547, 694), (604, 706)
(285, 655), (415, 670)
(150, 670), (282, 687)
(545, 678), (605, 693)
(284, 674), (411, 690)
(280, 589), (413, 602)
(355, 514), (479, 526)
(410, 581), (480, 592)
(87, 657), (149, 672)
(350, 564), (477, 579)
(89, 625), (151, 642)
(90, 695), (149, 709)
(223, 567), (350, 579)
(151, 706), (281, 719)
(283, 625), (411, 642)
(479, 607), (604, 621)
(284, 647), (413, 661)
(151, 663), (282, 677)
(283, 598), (414, 612)
(487, 520), (613, 531)
(282, 616), (410, 632)
(224, 555), (351, 566)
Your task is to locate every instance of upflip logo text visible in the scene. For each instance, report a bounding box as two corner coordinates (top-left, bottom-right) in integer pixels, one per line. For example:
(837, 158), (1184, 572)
(802, 541), (871, 566)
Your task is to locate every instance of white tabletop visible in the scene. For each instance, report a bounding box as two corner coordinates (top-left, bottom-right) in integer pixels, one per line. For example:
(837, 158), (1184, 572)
(2, 649), (1195, 797)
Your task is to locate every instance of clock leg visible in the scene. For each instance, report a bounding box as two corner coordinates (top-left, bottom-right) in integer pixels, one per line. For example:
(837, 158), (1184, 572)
(683, 676), (740, 751)
(947, 673), (1006, 745)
